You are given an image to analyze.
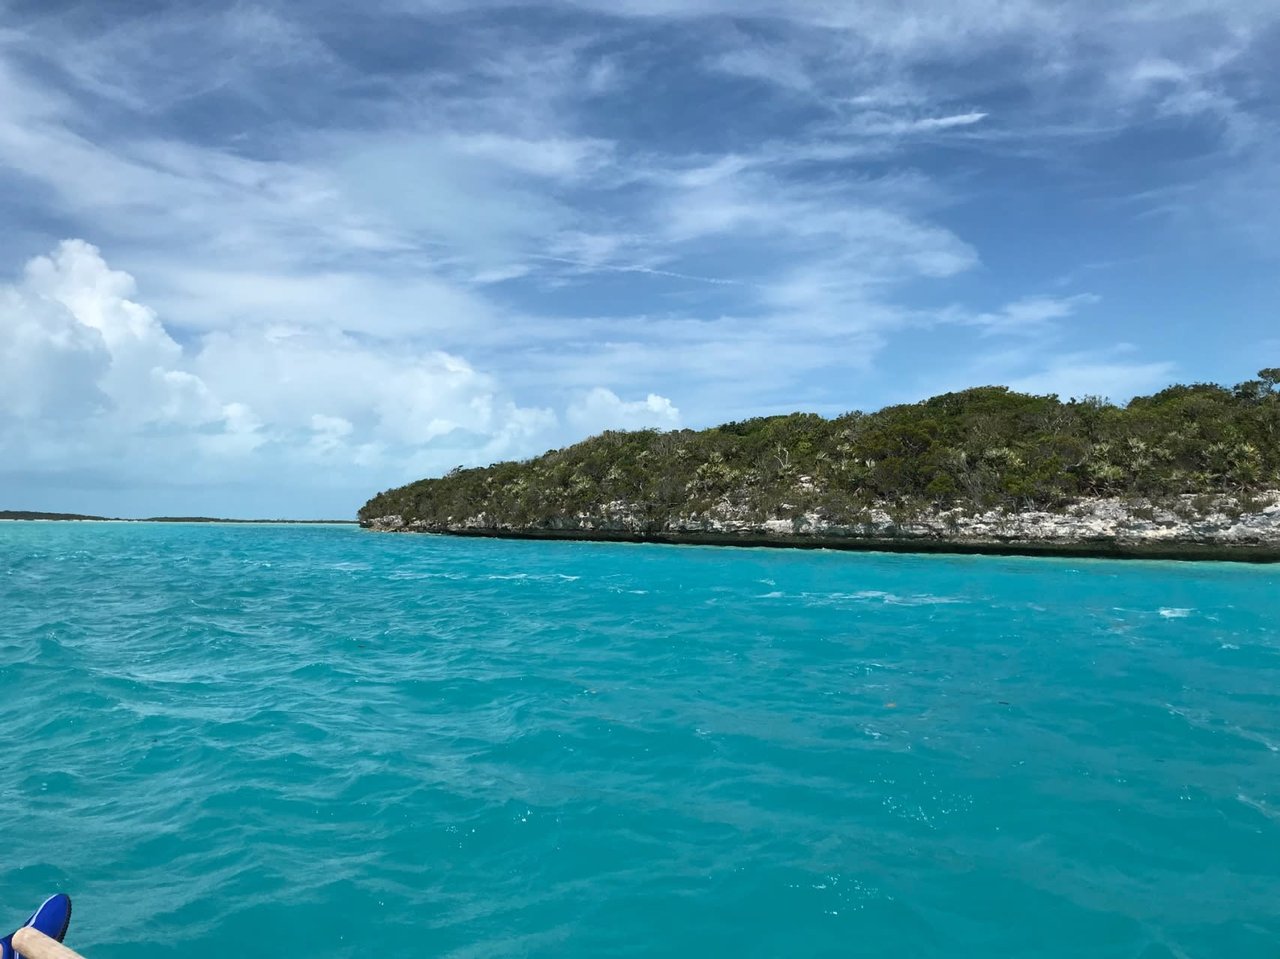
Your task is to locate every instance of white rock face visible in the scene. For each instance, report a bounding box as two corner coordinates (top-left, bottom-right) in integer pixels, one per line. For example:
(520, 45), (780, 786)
(362, 491), (1280, 553)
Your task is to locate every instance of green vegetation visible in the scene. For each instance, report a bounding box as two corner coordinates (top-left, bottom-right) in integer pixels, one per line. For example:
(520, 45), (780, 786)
(0, 510), (108, 521)
(0, 512), (357, 524)
(360, 369), (1280, 529)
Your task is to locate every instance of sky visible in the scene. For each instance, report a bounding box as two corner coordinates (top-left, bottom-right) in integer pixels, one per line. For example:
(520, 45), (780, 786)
(1, 0), (1278, 518)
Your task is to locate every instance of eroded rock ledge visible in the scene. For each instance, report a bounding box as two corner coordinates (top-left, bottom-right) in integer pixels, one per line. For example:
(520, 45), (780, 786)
(361, 491), (1280, 562)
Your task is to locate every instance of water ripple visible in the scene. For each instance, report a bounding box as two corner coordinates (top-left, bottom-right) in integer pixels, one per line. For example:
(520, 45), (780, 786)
(1, 523), (1278, 958)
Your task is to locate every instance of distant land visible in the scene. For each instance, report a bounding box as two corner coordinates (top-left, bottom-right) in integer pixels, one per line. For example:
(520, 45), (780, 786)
(0, 511), (356, 524)
(360, 370), (1280, 562)
(1, 510), (109, 521)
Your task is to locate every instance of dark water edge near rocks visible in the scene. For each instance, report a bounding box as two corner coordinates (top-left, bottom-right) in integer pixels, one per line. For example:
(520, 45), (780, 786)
(360, 522), (1280, 564)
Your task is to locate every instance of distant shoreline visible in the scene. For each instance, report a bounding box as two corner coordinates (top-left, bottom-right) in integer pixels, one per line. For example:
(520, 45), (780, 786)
(0, 511), (356, 525)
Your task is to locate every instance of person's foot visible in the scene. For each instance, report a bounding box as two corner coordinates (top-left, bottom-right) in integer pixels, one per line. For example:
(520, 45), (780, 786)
(1, 894), (73, 959)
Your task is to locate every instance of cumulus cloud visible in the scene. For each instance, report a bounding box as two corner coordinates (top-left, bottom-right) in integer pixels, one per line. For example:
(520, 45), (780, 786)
(21, 241), (222, 424)
(0, 241), (559, 514)
(0, 279), (108, 423)
(0, 240), (212, 427)
(0, 0), (1268, 514)
(566, 388), (681, 435)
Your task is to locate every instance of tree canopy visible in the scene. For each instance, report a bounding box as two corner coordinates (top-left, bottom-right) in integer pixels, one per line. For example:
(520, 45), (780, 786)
(360, 371), (1280, 528)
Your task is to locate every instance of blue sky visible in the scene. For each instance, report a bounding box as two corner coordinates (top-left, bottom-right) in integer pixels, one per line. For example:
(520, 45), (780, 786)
(1, 0), (1278, 518)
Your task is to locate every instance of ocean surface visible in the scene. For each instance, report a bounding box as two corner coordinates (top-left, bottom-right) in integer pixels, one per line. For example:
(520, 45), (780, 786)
(1, 522), (1278, 959)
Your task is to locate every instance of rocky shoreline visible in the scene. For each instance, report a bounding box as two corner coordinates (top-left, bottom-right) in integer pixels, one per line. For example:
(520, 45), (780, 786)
(361, 491), (1280, 562)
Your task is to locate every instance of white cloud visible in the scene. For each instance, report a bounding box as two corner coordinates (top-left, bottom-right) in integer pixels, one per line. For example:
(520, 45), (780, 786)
(0, 0), (1273, 516)
(0, 280), (109, 422)
(309, 414), (356, 456)
(444, 133), (616, 180)
(189, 326), (556, 454)
(1008, 356), (1179, 402)
(141, 265), (496, 339)
(951, 293), (1101, 336)
(915, 112), (989, 130)
(41, 5), (341, 115)
(566, 388), (681, 435)
(832, 111), (992, 138)
(0, 240), (560, 513)
(710, 43), (817, 94)
(583, 56), (623, 95)
(907, 343), (1183, 411)
(201, 402), (267, 459)
(0, 240), (212, 427)
(652, 165), (978, 302)
(20, 241), (200, 420)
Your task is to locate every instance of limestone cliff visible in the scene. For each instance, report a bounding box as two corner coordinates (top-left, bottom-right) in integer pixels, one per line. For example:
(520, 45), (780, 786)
(361, 491), (1280, 560)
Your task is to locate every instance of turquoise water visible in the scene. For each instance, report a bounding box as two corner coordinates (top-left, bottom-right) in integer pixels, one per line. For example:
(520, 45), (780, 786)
(2, 523), (1278, 959)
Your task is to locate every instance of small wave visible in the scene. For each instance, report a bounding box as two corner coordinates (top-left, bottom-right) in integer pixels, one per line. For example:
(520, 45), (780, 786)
(831, 590), (964, 606)
(1238, 794), (1280, 822)
(1166, 704), (1279, 752)
(800, 590), (891, 606)
(884, 593), (964, 607)
(1159, 608), (1192, 619)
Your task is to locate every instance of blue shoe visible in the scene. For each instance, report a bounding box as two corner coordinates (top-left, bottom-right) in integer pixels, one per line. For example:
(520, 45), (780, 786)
(1, 895), (72, 959)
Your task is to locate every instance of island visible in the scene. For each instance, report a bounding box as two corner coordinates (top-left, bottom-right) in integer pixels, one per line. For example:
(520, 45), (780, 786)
(0, 510), (111, 521)
(0, 512), (356, 524)
(359, 371), (1280, 561)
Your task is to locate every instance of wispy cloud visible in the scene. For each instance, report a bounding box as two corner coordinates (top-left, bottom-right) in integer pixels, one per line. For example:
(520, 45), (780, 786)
(947, 294), (1102, 337)
(1007, 355), (1180, 403)
(1, 0), (1276, 514)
